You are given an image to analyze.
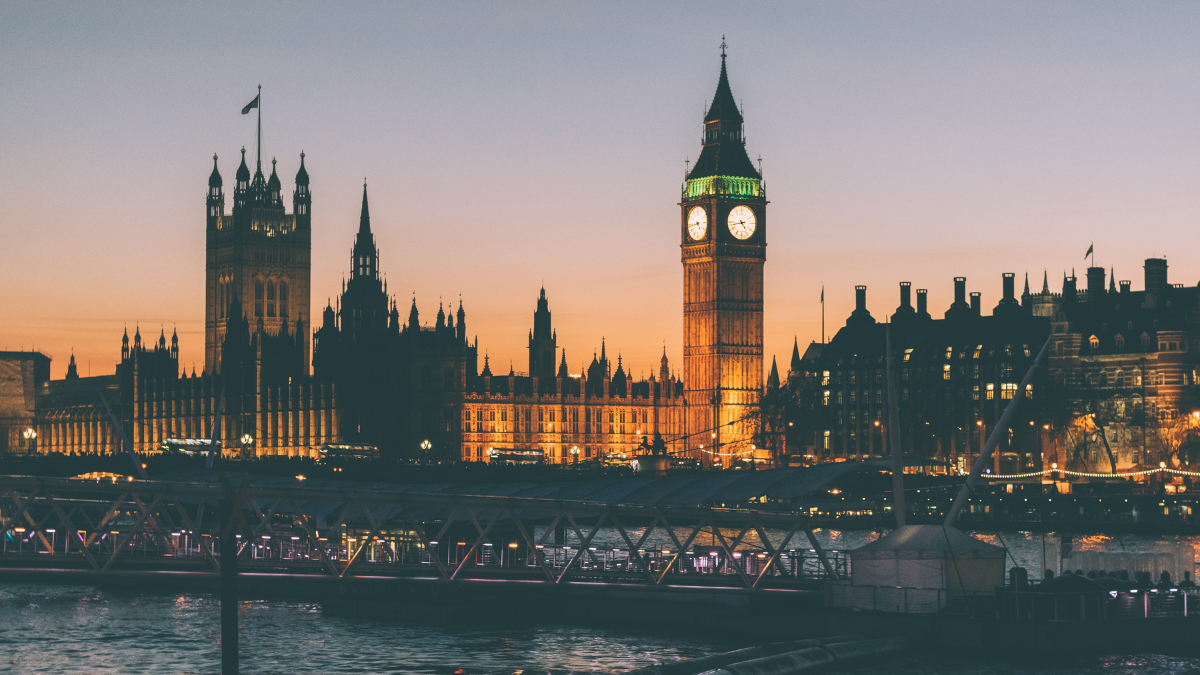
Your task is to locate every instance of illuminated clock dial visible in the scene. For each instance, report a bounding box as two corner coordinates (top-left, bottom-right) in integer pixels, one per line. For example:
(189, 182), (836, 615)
(686, 206), (708, 240)
(727, 205), (757, 240)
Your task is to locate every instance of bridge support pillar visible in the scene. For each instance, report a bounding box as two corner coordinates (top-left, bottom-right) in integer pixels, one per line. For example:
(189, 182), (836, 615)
(220, 492), (239, 675)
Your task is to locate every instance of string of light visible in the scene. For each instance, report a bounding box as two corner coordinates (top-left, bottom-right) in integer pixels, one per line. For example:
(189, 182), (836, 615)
(982, 466), (1200, 480)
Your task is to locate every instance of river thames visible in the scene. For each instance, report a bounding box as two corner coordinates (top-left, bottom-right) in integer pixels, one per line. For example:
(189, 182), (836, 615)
(6, 582), (1200, 675)
(5, 529), (1200, 674)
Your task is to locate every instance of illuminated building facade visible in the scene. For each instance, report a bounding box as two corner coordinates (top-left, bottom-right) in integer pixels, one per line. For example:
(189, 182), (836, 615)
(681, 47), (768, 468)
(22, 323), (339, 458)
(458, 292), (685, 465)
(791, 259), (1200, 475)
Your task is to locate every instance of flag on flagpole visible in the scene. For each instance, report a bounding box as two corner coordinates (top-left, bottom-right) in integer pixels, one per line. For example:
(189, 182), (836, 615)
(820, 287), (824, 302)
(1084, 243), (1093, 260)
(241, 94), (260, 115)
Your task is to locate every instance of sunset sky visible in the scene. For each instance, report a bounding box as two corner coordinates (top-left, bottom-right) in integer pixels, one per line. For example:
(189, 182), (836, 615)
(4, 2), (1200, 381)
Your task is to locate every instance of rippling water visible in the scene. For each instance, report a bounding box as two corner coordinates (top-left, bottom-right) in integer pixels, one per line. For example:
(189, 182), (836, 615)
(6, 528), (1200, 674)
(0, 583), (727, 674)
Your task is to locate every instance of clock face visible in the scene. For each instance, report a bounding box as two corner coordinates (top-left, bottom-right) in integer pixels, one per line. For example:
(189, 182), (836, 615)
(686, 206), (708, 240)
(727, 205), (757, 239)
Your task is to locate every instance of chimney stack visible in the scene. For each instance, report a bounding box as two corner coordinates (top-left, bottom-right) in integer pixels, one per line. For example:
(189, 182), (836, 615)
(916, 289), (928, 316)
(954, 277), (966, 305)
(1002, 273), (1015, 301)
(1119, 280), (1131, 294)
(899, 282), (912, 309)
(855, 285), (867, 311)
(970, 292), (981, 314)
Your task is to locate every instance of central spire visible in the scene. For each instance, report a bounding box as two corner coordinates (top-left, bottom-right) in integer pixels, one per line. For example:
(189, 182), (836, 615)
(359, 181), (371, 234)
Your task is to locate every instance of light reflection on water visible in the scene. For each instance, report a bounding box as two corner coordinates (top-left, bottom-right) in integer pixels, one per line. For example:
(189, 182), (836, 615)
(0, 583), (725, 674)
(6, 528), (1200, 674)
(856, 653), (1200, 675)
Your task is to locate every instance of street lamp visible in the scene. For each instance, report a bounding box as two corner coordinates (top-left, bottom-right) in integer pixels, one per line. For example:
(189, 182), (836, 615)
(420, 439), (432, 460)
(571, 445), (580, 464)
(240, 434), (254, 459)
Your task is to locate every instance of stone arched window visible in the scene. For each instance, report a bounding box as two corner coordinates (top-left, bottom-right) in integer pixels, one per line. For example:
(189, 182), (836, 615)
(1089, 335), (1100, 349)
(1115, 334), (1125, 350)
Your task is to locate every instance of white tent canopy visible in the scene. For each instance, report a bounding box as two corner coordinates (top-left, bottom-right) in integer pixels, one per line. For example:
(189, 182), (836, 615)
(829, 524), (1006, 613)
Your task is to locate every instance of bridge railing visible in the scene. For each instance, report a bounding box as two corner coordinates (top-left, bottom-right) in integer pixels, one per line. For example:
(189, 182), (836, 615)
(0, 474), (844, 588)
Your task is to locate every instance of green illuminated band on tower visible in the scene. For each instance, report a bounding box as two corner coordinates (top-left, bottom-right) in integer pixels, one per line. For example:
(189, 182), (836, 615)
(683, 175), (763, 200)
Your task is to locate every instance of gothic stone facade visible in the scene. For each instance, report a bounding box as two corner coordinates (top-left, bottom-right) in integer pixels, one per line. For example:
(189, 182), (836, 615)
(681, 50), (767, 468)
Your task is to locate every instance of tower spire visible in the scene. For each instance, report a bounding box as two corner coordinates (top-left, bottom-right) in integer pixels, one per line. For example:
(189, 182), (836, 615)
(687, 43), (758, 182)
(359, 180), (370, 234)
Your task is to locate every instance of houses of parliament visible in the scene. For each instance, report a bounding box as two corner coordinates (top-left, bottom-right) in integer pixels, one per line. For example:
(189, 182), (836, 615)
(1, 49), (773, 468)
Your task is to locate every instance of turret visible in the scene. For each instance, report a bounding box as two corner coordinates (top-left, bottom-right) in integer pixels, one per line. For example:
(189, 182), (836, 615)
(408, 297), (419, 331)
(436, 301), (445, 329)
(122, 327), (130, 360)
(322, 300), (336, 330)
(266, 158), (282, 206)
(207, 154), (224, 231)
(234, 147), (250, 213)
(66, 351), (79, 380)
(170, 326), (179, 360)
(456, 299), (466, 343)
(766, 356), (780, 391)
(293, 152), (310, 230)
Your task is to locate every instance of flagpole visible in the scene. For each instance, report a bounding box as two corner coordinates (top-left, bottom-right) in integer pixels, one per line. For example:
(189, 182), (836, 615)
(821, 285), (825, 344)
(256, 84), (262, 170)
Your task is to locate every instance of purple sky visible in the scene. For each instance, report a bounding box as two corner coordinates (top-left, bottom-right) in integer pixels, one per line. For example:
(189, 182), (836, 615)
(4, 2), (1200, 380)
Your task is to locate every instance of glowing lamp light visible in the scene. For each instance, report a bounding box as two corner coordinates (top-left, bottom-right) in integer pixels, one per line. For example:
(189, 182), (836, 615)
(295, 475), (306, 481)
(1161, 462), (1167, 468)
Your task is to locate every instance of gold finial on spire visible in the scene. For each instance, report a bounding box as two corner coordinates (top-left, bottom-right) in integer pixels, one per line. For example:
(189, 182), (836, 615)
(720, 35), (727, 58)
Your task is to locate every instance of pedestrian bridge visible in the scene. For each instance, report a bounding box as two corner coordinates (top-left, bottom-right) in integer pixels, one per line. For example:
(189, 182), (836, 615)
(0, 463), (887, 594)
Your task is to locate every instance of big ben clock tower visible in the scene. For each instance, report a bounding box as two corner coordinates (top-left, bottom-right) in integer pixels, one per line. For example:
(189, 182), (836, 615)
(681, 42), (766, 468)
